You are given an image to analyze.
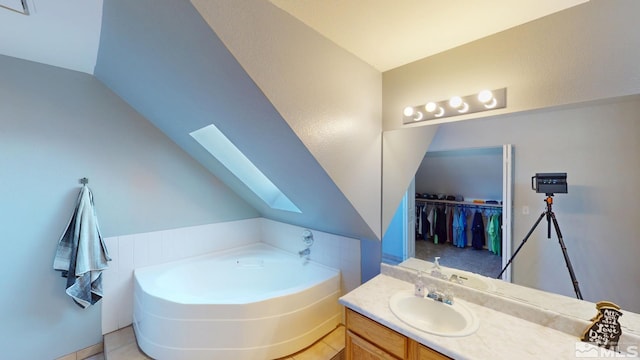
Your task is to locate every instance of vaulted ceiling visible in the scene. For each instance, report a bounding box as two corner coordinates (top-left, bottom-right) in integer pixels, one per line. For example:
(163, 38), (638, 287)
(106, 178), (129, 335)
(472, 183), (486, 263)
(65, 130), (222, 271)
(0, 0), (589, 240)
(0, 0), (587, 74)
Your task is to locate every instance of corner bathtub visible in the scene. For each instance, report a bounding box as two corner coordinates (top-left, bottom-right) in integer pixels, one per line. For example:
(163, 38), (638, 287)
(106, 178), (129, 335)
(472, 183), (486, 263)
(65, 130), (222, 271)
(132, 242), (341, 360)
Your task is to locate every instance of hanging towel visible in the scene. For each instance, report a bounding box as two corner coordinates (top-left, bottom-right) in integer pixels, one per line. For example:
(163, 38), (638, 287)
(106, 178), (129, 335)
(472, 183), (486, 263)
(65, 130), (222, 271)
(53, 185), (110, 308)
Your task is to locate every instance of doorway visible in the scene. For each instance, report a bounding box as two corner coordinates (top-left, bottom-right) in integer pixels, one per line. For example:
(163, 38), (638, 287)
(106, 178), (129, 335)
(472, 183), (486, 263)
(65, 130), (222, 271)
(399, 144), (513, 281)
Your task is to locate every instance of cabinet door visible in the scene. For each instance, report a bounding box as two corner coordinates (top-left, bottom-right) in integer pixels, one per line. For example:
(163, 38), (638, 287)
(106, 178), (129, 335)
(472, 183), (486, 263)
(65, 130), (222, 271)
(346, 330), (400, 360)
(346, 309), (406, 358)
(408, 339), (452, 360)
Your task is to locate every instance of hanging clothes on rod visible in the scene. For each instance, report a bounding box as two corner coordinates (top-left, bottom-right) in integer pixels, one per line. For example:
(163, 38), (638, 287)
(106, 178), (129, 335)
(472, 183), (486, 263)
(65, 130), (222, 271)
(487, 210), (502, 255)
(457, 207), (470, 248)
(414, 198), (502, 251)
(471, 210), (486, 250)
(416, 204), (426, 239)
(427, 205), (435, 238)
(433, 206), (447, 244)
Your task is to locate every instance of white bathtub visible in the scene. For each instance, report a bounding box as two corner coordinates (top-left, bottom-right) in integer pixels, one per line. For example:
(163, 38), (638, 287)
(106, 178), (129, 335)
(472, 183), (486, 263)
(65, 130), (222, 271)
(132, 242), (341, 360)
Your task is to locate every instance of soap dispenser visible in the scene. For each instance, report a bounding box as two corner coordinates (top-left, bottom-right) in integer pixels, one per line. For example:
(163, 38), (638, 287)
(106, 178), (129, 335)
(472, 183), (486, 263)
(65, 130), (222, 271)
(430, 257), (445, 279)
(414, 270), (425, 297)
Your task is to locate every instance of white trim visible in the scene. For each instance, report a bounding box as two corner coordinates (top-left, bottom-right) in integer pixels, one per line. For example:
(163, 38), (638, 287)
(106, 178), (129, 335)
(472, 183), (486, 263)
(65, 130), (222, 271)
(501, 144), (514, 282)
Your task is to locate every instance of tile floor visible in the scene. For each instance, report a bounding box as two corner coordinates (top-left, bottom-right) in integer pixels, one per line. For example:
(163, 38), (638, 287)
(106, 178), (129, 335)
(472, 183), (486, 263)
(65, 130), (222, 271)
(56, 343), (104, 360)
(101, 324), (345, 360)
(84, 354), (105, 360)
(415, 239), (502, 277)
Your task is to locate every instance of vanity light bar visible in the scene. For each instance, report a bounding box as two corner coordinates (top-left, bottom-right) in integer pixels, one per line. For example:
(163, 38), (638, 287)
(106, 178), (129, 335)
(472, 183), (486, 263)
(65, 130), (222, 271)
(402, 88), (507, 124)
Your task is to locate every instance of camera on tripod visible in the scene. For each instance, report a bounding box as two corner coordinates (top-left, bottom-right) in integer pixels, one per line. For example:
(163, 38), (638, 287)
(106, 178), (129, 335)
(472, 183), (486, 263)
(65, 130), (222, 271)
(500, 171), (582, 300)
(531, 172), (567, 194)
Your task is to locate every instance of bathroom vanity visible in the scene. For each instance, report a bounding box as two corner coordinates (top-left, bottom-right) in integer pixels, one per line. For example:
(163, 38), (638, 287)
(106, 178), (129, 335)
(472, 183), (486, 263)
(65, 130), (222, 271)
(340, 260), (640, 359)
(346, 307), (450, 359)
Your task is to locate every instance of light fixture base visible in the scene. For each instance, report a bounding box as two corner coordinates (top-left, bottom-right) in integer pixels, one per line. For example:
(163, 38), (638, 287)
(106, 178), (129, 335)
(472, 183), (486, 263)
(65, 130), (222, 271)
(402, 88), (507, 124)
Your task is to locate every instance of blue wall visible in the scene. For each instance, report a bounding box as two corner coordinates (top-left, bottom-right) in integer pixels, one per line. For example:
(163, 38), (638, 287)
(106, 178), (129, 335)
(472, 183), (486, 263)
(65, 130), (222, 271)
(0, 54), (258, 359)
(93, 0), (377, 241)
(382, 200), (404, 264)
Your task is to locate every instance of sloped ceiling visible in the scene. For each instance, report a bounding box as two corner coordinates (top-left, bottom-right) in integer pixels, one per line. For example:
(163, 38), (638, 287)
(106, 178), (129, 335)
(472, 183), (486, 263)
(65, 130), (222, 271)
(269, 0), (588, 71)
(0, 0), (590, 241)
(190, 0), (383, 240)
(0, 0), (587, 73)
(0, 0), (102, 73)
(93, 0), (378, 240)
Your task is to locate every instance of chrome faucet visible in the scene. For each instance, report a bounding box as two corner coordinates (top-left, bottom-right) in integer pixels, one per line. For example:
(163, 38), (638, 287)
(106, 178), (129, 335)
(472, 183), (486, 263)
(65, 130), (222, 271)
(299, 229), (313, 259)
(298, 248), (311, 257)
(427, 285), (454, 305)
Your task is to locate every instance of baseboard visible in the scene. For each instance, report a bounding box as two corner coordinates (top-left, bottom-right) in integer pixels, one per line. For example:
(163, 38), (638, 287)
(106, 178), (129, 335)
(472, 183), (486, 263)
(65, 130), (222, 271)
(55, 342), (103, 360)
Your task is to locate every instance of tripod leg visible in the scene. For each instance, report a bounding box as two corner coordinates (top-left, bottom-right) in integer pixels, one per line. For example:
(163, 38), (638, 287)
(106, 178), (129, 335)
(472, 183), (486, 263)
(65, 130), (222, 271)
(549, 212), (583, 300)
(497, 211), (546, 279)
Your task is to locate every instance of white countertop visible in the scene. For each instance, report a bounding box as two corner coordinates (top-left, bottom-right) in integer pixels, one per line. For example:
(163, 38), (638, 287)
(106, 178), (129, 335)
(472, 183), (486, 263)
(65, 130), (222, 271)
(339, 272), (640, 359)
(399, 257), (640, 338)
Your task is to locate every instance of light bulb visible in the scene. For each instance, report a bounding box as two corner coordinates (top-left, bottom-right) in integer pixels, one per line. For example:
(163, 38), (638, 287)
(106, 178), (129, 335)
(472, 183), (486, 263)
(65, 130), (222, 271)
(449, 96), (463, 108)
(458, 102), (469, 113)
(403, 106), (414, 117)
(414, 111), (424, 121)
(484, 98), (497, 109)
(478, 90), (493, 103)
(425, 102), (437, 113)
(434, 107), (445, 117)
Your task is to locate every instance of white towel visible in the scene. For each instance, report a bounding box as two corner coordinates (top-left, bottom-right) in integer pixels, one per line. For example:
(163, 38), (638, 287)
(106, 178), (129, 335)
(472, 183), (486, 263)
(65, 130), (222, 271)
(53, 185), (111, 308)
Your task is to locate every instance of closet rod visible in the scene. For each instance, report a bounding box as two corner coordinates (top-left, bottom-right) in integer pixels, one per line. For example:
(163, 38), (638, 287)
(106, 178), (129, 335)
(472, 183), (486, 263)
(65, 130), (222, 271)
(415, 198), (502, 210)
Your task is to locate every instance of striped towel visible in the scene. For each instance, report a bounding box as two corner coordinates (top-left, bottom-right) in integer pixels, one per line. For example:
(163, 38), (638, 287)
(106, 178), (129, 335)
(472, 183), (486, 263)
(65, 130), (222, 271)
(53, 185), (111, 308)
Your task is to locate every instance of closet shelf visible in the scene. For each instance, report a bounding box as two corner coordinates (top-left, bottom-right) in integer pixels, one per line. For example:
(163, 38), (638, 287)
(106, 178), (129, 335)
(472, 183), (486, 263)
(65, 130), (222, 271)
(415, 198), (503, 209)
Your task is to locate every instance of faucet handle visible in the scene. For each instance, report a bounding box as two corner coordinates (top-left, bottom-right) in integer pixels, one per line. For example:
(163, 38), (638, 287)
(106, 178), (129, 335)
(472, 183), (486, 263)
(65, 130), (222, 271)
(443, 287), (454, 305)
(302, 229), (314, 246)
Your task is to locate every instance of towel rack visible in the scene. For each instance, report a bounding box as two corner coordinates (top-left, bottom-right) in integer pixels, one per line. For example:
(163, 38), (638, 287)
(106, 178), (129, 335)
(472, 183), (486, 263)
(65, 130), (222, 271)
(79, 177), (89, 185)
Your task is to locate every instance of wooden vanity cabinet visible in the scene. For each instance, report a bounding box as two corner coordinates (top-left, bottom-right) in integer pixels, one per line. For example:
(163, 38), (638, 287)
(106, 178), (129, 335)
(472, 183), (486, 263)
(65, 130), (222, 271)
(408, 341), (452, 360)
(345, 308), (451, 360)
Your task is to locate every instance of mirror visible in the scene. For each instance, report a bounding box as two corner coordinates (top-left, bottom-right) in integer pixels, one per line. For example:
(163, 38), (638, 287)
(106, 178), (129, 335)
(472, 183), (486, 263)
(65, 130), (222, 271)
(381, 96), (640, 323)
(383, 141), (513, 280)
(410, 145), (507, 277)
(383, 143), (512, 280)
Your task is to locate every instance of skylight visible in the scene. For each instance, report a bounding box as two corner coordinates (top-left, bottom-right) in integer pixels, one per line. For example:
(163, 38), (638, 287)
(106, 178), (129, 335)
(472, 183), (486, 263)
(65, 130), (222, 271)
(190, 124), (301, 213)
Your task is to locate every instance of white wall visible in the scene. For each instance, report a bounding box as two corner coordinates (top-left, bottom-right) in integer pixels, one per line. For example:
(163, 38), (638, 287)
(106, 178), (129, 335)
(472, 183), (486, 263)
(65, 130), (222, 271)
(383, 0), (640, 132)
(0, 54), (258, 360)
(191, 0), (383, 239)
(381, 0), (640, 312)
(260, 218), (361, 296)
(415, 148), (503, 201)
(95, 0), (378, 243)
(102, 218), (361, 334)
(428, 96), (640, 312)
(382, 0), (640, 220)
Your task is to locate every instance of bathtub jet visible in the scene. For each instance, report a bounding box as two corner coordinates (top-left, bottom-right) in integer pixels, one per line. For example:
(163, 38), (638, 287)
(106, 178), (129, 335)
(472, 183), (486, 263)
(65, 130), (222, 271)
(132, 242), (341, 360)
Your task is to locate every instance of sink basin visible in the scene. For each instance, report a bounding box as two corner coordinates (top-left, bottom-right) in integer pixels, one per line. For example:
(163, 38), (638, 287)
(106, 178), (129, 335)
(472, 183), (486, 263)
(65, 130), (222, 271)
(449, 272), (495, 292)
(389, 291), (479, 337)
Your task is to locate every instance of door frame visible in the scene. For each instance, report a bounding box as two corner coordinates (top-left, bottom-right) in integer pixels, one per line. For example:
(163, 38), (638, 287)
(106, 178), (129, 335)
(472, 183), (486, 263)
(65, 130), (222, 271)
(402, 144), (513, 282)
